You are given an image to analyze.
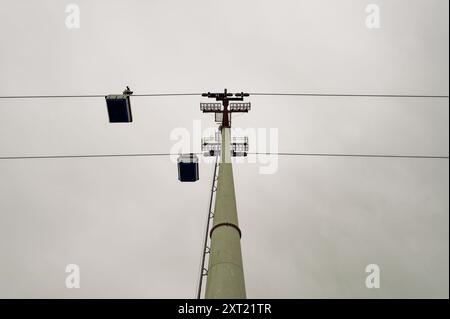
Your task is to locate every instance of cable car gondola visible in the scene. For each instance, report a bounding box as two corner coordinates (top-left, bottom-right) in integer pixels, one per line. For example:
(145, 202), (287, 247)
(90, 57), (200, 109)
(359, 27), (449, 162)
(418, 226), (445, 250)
(177, 153), (199, 182)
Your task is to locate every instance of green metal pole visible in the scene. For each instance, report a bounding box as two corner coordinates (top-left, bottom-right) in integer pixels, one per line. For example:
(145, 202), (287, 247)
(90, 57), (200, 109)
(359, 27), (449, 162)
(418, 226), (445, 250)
(205, 127), (246, 299)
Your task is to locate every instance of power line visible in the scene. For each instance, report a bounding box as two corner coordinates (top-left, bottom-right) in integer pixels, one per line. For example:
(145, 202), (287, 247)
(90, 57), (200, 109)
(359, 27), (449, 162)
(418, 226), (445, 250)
(0, 92), (448, 99)
(0, 152), (447, 160)
(134, 93), (202, 97)
(249, 152), (449, 159)
(249, 93), (449, 99)
(0, 153), (190, 160)
(0, 93), (202, 99)
(0, 94), (106, 99)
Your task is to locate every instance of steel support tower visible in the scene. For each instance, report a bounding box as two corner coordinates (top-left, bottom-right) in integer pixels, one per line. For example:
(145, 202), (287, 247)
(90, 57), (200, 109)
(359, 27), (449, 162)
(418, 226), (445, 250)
(201, 89), (250, 298)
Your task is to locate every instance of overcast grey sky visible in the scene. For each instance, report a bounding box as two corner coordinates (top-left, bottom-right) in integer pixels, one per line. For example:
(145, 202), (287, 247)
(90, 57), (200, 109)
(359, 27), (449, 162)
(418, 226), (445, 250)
(0, 0), (448, 298)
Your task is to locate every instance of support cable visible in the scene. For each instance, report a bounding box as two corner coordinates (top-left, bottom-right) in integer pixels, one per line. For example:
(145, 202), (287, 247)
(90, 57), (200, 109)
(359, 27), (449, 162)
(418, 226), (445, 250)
(0, 152), (447, 161)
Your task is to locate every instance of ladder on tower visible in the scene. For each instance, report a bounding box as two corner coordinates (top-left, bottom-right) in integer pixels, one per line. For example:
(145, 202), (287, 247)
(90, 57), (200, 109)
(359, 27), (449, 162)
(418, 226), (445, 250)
(196, 153), (220, 299)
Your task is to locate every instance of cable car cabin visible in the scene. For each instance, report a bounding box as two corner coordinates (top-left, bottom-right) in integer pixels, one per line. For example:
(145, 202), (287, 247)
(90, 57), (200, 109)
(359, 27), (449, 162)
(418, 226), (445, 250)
(177, 154), (199, 182)
(105, 94), (132, 123)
